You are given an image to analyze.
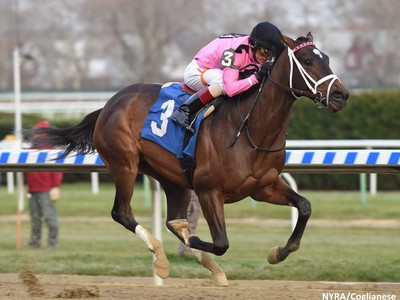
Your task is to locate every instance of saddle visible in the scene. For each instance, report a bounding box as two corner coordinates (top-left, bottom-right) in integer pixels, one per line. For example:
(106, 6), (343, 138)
(140, 82), (224, 187)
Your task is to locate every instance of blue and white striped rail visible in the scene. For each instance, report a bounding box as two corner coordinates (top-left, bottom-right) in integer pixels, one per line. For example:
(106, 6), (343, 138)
(0, 149), (399, 173)
(0, 150), (104, 172)
(285, 149), (400, 173)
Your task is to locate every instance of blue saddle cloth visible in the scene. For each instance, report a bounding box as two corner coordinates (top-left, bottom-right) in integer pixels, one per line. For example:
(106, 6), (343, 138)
(140, 83), (206, 159)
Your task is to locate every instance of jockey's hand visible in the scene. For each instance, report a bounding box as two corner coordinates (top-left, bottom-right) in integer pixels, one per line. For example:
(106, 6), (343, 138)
(256, 61), (273, 82)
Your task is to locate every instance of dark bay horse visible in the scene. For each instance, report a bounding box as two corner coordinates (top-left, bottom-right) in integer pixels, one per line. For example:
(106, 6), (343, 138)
(30, 32), (349, 285)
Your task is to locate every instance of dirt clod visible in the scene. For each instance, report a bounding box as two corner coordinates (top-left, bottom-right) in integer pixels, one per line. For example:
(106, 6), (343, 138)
(56, 286), (99, 298)
(18, 266), (46, 297)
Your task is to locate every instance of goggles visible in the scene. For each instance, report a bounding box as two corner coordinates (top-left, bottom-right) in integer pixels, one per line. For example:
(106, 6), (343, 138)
(258, 47), (271, 57)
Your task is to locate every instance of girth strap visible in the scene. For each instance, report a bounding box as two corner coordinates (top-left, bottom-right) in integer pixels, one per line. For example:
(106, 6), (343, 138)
(179, 131), (195, 188)
(178, 97), (224, 187)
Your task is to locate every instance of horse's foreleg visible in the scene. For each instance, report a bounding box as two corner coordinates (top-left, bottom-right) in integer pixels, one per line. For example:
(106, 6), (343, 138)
(190, 191), (229, 256)
(267, 192), (311, 264)
(164, 187), (228, 286)
(191, 249), (228, 286)
(167, 219), (228, 286)
(255, 178), (311, 264)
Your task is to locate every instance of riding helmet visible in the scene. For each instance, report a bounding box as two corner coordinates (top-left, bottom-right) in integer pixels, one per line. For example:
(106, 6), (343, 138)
(250, 22), (285, 58)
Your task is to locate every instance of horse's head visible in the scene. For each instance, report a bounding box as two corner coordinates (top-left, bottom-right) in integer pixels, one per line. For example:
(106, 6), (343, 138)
(279, 32), (349, 112)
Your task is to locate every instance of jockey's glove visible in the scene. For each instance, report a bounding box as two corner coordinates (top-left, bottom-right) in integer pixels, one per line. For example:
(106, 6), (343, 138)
(255, 61), (273, 82)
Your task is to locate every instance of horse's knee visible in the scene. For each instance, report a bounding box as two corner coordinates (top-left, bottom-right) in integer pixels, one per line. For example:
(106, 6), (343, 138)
(213, 242), (229, 256)
(187, 236), (229, 256)
(298, 197), (312, 218)
(288, 242), (300, 252)
(214, 246), (228, 256)
(191, 239), (228, 256)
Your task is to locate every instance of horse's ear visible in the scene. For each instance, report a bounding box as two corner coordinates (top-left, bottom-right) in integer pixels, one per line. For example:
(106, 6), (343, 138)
(306, 32), (313, 42)
(281, 34), (296, 49)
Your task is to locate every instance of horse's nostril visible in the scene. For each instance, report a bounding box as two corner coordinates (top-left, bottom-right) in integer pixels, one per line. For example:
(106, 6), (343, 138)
(332, 90), (349, 101)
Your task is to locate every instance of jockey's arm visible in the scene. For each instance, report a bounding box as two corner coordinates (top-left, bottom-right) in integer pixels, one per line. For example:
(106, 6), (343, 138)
(222, 67), (258, 97)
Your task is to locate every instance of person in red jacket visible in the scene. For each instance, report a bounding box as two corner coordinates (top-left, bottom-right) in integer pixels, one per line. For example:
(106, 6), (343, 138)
(27, 120), (63, 249)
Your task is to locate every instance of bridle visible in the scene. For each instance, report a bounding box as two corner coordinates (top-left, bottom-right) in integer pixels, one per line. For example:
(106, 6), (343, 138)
(269, 41), (340, 108)
(229, 40), (340, 152)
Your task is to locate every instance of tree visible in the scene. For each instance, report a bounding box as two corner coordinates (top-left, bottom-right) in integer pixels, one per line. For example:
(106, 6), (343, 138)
(1, 0), (398, 90)
(78, 0), (205, 84)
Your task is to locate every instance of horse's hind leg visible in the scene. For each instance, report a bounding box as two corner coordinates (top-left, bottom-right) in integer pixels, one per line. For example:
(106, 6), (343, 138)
(100, 153), (168, 278)
(93, 100), (168, 278)
(96, 135), (169, 278)
(110, 171), (169, 278)
(254, 177), (311, 264)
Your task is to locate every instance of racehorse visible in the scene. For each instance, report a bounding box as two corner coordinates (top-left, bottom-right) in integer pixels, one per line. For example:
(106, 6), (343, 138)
(29, 32), (349, 286)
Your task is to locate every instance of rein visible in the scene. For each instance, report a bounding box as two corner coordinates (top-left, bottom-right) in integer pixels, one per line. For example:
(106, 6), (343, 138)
(229, 76), (286, 152)
(267, 70), (317, 99)
(229, 76), (266, 148)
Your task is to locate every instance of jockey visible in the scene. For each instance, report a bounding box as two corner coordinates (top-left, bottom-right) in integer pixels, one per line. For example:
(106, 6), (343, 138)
(171, 21), (285, 133)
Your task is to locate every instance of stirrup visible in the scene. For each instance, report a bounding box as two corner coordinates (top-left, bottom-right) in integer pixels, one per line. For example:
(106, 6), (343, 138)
(171, 110), (195, 134)
(181, 120), (195, 135)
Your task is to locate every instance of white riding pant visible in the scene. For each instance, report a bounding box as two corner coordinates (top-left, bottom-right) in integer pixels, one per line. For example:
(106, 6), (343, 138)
(184, 60), (225, 95)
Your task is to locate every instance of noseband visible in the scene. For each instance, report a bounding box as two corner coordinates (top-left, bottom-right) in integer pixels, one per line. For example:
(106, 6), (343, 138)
(269, 42), (340, 107)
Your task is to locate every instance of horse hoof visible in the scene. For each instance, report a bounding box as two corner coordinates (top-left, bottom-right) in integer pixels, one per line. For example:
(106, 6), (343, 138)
(210, 272), (229, 287)
(153, 248), (170, 279)
(154, 258), (169, 279)
(267, 246), (282, 264)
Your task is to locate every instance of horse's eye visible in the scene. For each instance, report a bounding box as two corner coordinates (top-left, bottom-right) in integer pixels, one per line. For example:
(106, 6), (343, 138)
(303, 59), (312, 66)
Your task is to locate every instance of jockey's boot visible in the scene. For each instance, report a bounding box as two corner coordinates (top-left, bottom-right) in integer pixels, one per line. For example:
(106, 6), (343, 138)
(171, 87), (215, 134)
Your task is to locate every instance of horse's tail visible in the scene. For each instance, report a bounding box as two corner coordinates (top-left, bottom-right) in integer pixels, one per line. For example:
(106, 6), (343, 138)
(26, 109), (102, 158)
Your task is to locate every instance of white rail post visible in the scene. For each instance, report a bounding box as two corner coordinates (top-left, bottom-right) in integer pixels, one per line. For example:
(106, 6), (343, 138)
(7, 172), (14, 194)
(91, 172), (99, 194)
(360, 173), (367, 207)
(13, 44), (24, 250)
(149, 177), (163, 286)
(369, 173), (377, 196)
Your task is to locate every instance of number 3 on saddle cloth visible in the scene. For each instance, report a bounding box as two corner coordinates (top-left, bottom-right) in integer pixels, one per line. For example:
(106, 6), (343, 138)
(141, 82), (211, 186)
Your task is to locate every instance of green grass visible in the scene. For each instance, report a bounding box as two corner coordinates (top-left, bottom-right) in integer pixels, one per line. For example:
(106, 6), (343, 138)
(0, 182), (399, 281)
(1, 182), (399, 220)
(0, 219), (398, 281)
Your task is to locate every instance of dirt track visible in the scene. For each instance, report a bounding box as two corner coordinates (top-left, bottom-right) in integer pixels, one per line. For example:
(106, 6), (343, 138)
(1, 273), (399, 300)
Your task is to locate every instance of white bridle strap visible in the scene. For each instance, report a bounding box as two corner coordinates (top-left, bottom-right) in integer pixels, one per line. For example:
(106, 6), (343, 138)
(287, 43), (340, 106)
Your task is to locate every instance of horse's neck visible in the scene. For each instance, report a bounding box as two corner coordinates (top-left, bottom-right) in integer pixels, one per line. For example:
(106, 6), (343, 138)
(247, 67), (295, 150)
